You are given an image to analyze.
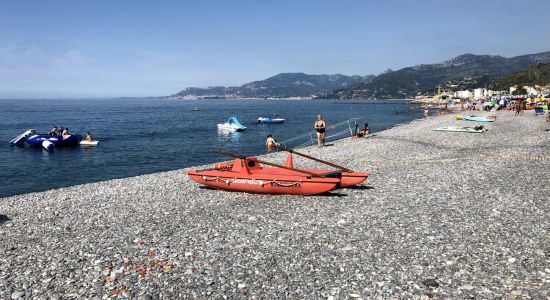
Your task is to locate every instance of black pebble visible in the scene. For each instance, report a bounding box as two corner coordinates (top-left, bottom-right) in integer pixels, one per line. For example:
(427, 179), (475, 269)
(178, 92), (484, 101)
(422, 278), (439, 288)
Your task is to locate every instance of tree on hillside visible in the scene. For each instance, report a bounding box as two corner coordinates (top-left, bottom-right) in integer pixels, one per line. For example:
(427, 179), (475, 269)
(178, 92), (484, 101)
(512, 86), (527, 95)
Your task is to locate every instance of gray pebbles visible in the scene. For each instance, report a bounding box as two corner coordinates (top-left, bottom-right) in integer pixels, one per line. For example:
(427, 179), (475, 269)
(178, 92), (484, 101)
(1, 110), (549, 299)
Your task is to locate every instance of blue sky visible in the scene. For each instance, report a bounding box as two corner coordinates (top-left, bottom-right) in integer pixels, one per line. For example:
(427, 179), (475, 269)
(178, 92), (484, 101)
(1, 0), (549, 98)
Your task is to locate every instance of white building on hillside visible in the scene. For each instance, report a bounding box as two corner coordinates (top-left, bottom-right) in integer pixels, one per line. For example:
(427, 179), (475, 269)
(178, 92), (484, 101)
(455, 90), (472, 98)
(473, 88), (485, 98)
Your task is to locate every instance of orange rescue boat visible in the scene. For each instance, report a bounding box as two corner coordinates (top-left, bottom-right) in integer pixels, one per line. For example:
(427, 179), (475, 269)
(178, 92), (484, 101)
(186, 149), (370, 195)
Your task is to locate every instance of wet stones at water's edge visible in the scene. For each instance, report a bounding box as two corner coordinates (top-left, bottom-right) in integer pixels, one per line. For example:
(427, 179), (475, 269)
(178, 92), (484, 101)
(0, 109), (549, 298)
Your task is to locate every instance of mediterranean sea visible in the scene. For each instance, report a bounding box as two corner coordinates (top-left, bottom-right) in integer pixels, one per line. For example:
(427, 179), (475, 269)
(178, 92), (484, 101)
(0, 98), (421, 197)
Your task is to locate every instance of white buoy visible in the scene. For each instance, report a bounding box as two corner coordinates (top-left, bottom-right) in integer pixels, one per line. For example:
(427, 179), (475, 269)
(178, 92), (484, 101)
(42, 140), (55, 151)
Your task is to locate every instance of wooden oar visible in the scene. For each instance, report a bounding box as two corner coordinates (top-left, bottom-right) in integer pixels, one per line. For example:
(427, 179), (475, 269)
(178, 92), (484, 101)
(273, 145), (353, 172)
(209, 150), (342, 178)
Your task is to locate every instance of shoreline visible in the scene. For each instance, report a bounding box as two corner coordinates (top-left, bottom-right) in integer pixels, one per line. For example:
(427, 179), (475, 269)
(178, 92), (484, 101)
(1, 109), (549, 298)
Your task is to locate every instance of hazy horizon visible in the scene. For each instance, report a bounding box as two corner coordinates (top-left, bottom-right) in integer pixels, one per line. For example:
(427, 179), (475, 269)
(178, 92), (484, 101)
(1, 0), (550, 98)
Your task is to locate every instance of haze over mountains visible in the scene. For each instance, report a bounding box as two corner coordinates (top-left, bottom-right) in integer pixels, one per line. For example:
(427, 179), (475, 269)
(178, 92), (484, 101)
(171, 51), (550, 100)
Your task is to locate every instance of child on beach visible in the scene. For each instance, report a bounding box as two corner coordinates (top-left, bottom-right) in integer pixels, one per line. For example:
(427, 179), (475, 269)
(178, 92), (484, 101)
(423, 108), (429, 119)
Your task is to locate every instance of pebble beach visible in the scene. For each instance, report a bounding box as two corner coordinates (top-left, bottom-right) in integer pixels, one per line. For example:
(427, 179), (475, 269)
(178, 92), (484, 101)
(1, 110), (549, 299)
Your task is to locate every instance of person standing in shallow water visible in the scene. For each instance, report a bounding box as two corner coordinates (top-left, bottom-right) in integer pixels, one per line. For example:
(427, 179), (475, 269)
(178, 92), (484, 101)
(314, 114), (326, 147)
(265, 134), (276, 152)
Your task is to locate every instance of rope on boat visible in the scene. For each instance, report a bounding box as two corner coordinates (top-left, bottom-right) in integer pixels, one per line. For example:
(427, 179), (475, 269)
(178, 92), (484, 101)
(202, 176), (301, 187)
(271, 180), (302, 187)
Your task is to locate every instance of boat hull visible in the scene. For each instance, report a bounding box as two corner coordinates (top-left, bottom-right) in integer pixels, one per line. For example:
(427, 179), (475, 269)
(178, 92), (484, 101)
(187, 171), (338, 195)
(186, 155), (369, 195)
(339, 171), (370, 188)
(26, 134), (82, 147)
(217, 124), (246, 132)
(186, 157), (341, 195)
(80, 140), (100, 146)
(259, 167), (369, 188)
(257, 117), (285, 124)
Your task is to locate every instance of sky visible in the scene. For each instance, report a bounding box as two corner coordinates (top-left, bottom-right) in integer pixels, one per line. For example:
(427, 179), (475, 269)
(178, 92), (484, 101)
(1, 0), (550, 98)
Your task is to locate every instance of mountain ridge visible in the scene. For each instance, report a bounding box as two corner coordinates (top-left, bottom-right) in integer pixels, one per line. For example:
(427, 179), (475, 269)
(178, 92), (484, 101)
(170, 51), (550, 100)
(170, 73), (368, 99)
(323, 51), (550, 99)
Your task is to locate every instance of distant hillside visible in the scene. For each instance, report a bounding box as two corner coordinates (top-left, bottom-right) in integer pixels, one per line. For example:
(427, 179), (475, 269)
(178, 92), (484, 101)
(171, 73), (367, 99)
(490, 63), (550, 90)
(322, 51), (550, 99)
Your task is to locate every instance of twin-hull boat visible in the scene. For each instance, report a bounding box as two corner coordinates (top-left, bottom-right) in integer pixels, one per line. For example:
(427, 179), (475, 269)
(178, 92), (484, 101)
(186, 149), (370, 195)
(187, 158), (341, 195)
(218, 116), (246, 132)
(257, 116), (285, 124)
(10, 129), (82, 151)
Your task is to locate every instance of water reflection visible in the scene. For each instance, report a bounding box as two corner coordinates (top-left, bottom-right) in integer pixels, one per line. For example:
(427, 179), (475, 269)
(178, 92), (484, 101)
(217, 129), (242, 143)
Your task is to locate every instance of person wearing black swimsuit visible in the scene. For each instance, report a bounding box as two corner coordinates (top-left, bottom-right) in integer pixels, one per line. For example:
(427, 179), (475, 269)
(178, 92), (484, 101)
(314, 114), (326, 147)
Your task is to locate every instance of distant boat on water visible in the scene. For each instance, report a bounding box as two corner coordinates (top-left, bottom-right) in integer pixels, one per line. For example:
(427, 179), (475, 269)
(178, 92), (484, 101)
(257, 116), (285, 124)
(192, 107), (200, 111)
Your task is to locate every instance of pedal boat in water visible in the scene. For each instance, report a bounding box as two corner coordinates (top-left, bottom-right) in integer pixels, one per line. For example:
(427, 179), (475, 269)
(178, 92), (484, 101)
(217, 116), (246, 132)
(186, 149), (370, 195)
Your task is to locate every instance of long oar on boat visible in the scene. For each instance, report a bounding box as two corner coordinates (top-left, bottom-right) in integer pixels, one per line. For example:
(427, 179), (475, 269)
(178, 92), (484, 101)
(273, 145), (353, 172)
(209, 150), (342, 178)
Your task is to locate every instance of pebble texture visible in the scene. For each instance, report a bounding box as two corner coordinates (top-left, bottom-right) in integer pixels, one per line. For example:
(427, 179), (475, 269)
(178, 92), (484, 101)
(1, 110), (549, 299)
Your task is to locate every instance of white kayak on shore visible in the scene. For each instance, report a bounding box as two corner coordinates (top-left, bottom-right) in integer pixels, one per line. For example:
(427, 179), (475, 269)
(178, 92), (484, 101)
(80, 140), (100, 146)
(433, 126), (484, 133)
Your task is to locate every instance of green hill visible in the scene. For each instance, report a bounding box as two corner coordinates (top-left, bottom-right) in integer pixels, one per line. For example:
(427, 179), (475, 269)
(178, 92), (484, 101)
(490, 63), (550, 90)
(322, 51), (550, 99)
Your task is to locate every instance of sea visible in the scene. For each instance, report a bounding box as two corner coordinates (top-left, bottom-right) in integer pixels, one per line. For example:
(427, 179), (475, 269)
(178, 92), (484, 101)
(0, 98), (422, 198)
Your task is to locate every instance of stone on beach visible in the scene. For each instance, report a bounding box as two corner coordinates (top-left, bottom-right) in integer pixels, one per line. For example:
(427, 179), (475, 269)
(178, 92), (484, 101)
(0, 109), (549, 299)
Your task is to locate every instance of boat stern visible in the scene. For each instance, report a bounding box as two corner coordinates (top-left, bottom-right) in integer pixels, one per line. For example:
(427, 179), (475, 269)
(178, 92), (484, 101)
(339, 171), (370, 188)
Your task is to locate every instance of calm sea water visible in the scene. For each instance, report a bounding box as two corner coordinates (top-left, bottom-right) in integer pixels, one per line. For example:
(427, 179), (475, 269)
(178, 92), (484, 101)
(0, 98), (421, 198)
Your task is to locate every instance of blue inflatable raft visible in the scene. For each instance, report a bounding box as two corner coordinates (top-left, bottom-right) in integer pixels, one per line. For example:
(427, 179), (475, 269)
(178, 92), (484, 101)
(10, 129), (82, 151)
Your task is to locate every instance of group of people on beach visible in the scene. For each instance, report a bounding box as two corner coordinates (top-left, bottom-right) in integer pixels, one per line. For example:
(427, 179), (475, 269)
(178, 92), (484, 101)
(266, 114), (371, 151)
